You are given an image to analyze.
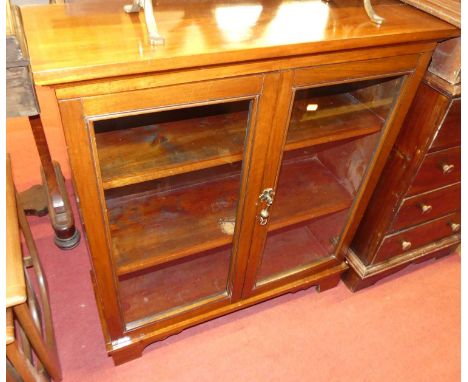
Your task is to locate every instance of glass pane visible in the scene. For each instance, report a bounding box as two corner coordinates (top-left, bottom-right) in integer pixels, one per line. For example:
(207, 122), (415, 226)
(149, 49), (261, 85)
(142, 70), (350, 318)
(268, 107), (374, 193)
(92, 100), (252, 325)
(286, 77), (401, 150)
(256, 76), (403, 285)
(120, 246), (231, 328)
(257, 211), (348, 282)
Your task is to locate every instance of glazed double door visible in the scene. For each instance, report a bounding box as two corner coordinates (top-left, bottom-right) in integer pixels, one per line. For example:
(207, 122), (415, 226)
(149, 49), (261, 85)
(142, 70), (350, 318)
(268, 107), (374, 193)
(71, 55), (417, 339)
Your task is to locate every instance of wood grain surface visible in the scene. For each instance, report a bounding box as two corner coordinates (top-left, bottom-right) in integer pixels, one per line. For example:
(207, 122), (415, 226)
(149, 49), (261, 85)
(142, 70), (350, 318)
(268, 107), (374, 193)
(6, 155), (26, 308)
(27, 0), (457, 361)
(19, 0), (458, 85)
(372, 211), (460, 264)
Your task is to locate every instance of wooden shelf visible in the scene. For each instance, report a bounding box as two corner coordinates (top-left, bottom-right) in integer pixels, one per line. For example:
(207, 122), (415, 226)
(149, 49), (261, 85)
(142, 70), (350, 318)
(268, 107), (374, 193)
(108, 155), (353, 276)
(285, 94), (388, 151)
(96, 95), (386, 190)
(107, 164), (241, 276)
(95, 103), (249, 190)
(269, 154), (354, 231)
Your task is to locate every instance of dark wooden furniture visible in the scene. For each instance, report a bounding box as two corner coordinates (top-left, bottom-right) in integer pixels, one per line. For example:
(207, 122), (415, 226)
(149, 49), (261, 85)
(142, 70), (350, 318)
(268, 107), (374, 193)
(18, 0), (457, 364)
(399, 0), (460, 27)
(6, 155), (62, 381)
(6, 1), (80, 250)
(343, 1), (461, 291)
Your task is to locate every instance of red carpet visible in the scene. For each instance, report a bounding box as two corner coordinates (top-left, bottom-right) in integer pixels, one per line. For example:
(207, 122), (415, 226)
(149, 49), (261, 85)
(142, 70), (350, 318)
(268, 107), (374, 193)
(7, 89), (460, 381)
(27, 209), (461, 382)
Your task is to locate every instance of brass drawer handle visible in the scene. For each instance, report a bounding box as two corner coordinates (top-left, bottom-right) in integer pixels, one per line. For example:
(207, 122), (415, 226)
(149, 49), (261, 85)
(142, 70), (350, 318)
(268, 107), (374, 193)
(258, 188), (275, 226)
(441, 163), (455, 174)
(449, 222), (461, 233)
(418, 203), (432, 214)
(401, 240), (412, 251)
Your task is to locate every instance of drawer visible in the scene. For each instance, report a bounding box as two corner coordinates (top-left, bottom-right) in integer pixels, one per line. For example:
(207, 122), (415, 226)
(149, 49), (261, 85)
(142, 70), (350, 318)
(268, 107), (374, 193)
(407, 146), (460, 196)
(391, 182), (460, 232)
(374, 212), (460, 264)
(429, 98), (460, 153)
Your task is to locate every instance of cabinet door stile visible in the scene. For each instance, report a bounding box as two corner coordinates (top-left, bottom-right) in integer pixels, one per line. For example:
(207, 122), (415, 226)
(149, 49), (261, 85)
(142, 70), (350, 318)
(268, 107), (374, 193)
(224, 90), (261, 301)
(229, 72), (284, 301)
(242, 54), (432, 297)
(241, 70), (295, 296)
(58, 99), (125, 339)
(75, 75), (274, 341)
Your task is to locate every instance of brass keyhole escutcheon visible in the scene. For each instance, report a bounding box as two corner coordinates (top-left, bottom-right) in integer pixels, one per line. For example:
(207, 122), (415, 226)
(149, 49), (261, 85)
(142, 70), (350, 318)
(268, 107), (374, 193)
(258, 188), (275, 226)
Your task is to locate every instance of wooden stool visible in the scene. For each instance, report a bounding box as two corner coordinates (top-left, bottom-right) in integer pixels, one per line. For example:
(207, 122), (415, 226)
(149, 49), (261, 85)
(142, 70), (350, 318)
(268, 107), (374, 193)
(6, 155), (62, 381)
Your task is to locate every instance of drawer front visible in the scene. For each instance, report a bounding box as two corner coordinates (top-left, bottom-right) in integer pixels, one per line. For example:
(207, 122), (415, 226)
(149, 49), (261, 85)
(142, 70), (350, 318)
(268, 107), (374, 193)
(429, 98), (460, 153)
(391, 182), (460, 232)
(374, 212), (460, 264)
(407, 146), (460, 196)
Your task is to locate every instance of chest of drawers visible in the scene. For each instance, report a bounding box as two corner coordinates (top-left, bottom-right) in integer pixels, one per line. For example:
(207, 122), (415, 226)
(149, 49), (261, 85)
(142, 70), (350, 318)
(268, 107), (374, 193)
(345, 75), (461, 291)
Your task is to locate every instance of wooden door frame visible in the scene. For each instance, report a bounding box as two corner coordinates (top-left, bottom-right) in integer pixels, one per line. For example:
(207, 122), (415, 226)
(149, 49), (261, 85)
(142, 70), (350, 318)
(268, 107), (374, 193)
(241, 51), (433, 298)
(58, 74), (266, 346)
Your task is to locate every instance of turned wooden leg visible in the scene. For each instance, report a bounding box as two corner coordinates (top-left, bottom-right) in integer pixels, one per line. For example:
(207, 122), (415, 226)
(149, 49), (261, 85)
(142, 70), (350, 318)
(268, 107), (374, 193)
(28, 114), (80, 250)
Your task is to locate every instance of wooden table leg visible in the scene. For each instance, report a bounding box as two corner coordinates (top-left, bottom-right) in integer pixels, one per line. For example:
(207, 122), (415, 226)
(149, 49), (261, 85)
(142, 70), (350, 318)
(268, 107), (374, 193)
(27, 114), (80, 250)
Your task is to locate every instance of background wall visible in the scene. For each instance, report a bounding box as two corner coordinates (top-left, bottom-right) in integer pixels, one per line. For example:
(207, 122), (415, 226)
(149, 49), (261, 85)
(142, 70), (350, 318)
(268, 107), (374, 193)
(6, 87), (71, 191)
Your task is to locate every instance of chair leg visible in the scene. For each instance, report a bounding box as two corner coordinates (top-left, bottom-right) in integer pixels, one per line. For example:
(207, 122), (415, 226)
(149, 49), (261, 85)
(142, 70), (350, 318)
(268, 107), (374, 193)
(6, 359), (23, 382)
(16, 195), (59, 352)
(7, 341), (48, 382)
(13, 303), (62, 381)
(28, 114), (80, 250)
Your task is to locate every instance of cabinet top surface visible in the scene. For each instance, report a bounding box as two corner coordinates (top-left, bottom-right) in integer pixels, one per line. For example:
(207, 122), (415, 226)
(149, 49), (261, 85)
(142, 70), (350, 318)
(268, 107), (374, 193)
(19, 0), (458, 86)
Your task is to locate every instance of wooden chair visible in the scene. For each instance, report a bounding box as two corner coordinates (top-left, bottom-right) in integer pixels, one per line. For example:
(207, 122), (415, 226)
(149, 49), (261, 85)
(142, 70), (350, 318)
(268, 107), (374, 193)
(6, 155), (62, 382)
